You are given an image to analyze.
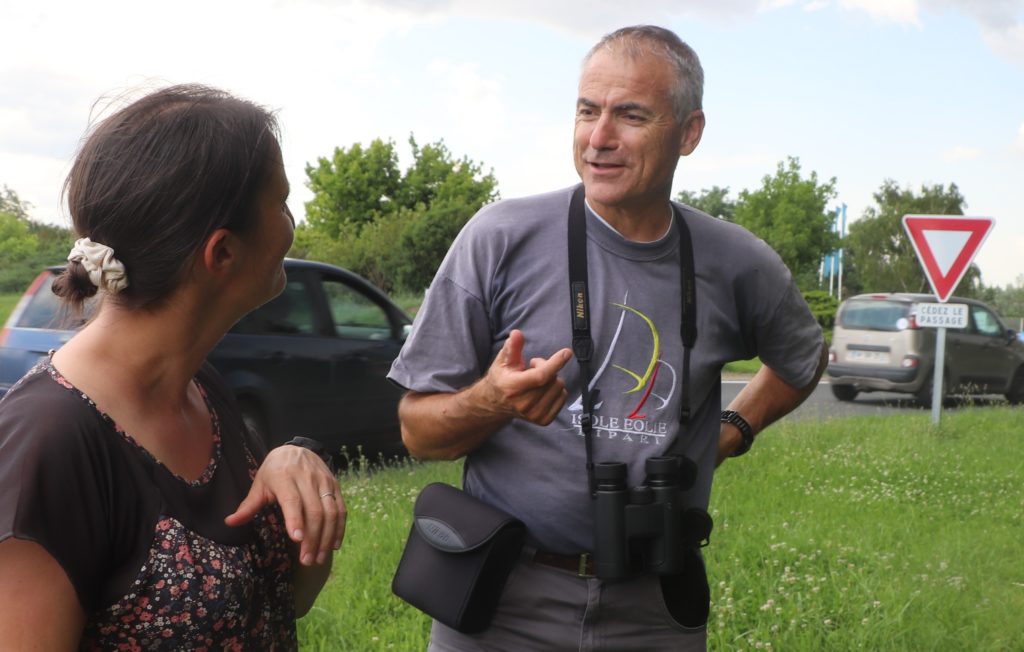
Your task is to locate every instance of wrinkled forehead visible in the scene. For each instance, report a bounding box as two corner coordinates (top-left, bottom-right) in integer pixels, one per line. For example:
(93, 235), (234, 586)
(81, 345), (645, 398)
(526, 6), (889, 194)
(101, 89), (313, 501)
(578, 48), (676, 100)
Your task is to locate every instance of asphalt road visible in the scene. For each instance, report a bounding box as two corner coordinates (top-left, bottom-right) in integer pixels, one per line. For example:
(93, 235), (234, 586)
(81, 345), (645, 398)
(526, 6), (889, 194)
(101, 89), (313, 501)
(721, 378), (1011, 422)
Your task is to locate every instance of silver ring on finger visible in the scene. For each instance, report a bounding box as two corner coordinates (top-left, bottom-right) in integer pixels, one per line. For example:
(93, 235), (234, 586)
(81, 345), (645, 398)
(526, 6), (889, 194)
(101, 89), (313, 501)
(320, 491), (336, 500)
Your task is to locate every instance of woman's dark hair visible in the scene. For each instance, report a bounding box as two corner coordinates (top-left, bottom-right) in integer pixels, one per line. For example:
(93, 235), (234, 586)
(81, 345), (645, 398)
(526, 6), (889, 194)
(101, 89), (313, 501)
(53, 84), (280, 310)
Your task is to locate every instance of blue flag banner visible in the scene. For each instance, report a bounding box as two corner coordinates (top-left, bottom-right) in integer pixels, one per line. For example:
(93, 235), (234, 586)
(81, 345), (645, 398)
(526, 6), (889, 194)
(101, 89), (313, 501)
(820, 204), (847, 289)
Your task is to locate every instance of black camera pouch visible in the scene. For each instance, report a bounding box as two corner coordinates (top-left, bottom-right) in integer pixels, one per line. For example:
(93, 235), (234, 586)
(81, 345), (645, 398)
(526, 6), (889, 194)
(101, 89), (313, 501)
(392, 482), (527, 634)
(659, 547), (711, 628)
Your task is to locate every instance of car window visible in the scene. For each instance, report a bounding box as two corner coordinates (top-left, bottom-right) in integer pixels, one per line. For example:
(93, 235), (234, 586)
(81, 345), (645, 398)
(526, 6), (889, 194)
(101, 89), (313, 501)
(837, 300), (910, 331)
(232, 280), (316, 335)
(322, 279), (391, 340)
(16, 274), (96, 330)
(970, 305), (1003, 337)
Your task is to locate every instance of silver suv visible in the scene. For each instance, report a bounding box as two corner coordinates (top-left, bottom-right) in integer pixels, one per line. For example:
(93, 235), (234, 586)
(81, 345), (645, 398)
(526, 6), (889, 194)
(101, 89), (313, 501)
(827, 293), (1024, 406)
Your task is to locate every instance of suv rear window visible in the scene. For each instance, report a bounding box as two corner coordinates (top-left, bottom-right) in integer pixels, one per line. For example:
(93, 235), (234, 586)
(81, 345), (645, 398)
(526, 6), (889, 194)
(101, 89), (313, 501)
(17, 274), (96, 330)
(837, 300), (911, 332)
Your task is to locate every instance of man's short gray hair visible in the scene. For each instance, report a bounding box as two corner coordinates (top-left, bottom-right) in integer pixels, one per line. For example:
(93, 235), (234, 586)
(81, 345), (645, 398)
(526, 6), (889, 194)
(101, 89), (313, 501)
(582, 25), (704, 124)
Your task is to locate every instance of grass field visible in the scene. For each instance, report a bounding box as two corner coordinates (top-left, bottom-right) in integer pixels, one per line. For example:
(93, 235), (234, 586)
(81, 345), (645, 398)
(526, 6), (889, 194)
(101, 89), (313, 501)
(0, 293), (20, 325)
(722, 357), (763, 375)
(298, 408), (1024, 651)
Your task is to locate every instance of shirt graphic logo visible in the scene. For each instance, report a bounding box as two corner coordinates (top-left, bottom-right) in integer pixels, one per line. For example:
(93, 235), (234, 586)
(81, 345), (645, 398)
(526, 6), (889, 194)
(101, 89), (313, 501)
(567, 294), (677, 444)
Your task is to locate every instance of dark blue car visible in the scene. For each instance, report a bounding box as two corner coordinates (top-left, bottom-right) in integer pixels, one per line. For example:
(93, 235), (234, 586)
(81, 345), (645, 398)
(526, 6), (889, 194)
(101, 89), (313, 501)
(0, 259), (412, 459)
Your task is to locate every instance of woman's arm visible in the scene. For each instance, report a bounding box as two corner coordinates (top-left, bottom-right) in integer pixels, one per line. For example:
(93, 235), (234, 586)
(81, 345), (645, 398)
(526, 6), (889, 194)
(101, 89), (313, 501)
(0, 538), (85, 650)
(290, 543), (334, 617)
(224, 444), (346, 617)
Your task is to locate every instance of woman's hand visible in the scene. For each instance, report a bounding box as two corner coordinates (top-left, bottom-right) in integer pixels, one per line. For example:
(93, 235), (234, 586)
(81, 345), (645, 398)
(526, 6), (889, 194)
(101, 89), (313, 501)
(225, 444), (346, 566)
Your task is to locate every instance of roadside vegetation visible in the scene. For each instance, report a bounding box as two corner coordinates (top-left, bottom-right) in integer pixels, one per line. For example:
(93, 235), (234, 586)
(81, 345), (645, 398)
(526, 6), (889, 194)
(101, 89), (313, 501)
(723, 358), (763, 375)
(0, 293), (19, 324)
(300, 409), (1023, 651)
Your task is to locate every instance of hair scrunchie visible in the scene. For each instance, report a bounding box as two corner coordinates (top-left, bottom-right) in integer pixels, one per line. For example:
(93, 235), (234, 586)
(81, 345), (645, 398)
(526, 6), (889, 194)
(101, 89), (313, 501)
(67, 237), (129, 294)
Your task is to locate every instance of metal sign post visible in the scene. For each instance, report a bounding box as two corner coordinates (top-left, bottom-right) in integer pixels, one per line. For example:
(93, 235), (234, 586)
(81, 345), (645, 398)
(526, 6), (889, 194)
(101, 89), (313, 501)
(931, 327), (946, 425)
(915, 302), (967, 425)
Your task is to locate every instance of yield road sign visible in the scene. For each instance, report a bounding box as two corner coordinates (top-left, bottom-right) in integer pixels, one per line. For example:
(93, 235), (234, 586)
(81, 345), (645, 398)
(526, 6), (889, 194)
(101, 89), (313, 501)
(902, 215), (994, 302)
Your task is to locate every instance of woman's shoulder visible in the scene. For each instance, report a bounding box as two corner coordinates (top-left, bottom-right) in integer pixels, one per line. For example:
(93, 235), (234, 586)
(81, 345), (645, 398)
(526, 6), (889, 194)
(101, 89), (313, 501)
(0, 364), (107, 450)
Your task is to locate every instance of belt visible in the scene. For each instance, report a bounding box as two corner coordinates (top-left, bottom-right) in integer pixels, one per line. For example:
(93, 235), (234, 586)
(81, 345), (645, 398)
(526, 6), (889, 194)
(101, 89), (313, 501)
(531, 550), (595, 578)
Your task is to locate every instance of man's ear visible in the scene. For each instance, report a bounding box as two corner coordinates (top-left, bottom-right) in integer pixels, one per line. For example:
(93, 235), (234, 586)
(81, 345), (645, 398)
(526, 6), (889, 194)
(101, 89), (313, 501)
(679, 109), (705, 156)
(198, 228), (237, 277)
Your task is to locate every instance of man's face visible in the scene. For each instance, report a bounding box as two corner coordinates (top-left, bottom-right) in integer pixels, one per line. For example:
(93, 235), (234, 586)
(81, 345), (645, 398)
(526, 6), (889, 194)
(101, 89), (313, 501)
(573, 48), (703, 221)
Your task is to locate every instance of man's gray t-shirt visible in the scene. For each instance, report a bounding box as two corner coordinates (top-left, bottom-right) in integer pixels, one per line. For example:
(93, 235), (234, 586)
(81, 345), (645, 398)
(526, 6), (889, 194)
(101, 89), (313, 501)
(388, 185), (823, 554)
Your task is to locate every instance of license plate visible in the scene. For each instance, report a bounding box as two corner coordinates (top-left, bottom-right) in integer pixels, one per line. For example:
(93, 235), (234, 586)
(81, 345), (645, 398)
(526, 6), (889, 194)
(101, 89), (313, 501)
(848, 350), (890, 364)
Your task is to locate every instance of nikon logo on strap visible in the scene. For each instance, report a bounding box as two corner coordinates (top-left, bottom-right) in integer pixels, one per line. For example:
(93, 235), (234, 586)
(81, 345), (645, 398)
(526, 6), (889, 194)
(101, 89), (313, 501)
(573, 282), (587, 328)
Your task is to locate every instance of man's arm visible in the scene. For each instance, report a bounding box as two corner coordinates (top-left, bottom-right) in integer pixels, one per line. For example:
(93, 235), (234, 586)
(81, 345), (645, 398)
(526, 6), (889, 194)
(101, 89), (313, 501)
(399, 330), (572, 460)
(716, 341), (828, 465)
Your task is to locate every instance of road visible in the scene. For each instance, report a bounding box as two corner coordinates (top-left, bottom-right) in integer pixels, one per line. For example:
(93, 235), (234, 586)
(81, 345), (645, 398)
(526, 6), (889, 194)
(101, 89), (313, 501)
(721, 377), (1010, 421)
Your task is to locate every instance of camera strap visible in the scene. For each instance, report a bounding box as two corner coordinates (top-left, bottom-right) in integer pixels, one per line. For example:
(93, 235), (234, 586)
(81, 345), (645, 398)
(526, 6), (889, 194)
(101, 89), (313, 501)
(567, 185), (697, 497)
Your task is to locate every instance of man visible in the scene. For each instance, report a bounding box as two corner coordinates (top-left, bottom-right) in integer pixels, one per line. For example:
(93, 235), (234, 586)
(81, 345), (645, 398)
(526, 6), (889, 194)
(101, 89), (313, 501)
(388, 25), (827, 651)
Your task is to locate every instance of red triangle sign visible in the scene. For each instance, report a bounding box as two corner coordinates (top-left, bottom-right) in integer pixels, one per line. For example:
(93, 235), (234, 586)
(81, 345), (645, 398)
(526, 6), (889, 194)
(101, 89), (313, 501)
(902, 215), (994, 302)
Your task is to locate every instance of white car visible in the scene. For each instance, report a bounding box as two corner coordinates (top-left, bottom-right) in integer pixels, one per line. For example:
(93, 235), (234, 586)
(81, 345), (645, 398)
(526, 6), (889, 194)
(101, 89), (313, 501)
(826, 293), (1024, 407)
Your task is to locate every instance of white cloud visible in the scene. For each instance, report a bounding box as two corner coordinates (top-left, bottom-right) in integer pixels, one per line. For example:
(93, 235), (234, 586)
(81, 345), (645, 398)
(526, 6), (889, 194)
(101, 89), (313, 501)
(922, 0), (1023, 29)
(803, 0), (832, 11)
(974, 232), (1024, 288)
(0, 151), (73, 223)
(942, 145), (983, 161)
(982, 22), (1024, 68)
(1017, 122), (1024, 149)
(922, 0), (1024, 68)
(839, 0), (922, 25)
(759, 0), (798, 10)
(1, 0), (424, 224)
(426, 60), (507, 141)
(351, 0), (763, 36)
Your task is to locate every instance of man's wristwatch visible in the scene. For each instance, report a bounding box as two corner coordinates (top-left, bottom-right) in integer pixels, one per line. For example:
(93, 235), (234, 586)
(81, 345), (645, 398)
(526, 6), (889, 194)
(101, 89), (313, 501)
(285, 436), (337, 474)
(721, 410), (755, 457)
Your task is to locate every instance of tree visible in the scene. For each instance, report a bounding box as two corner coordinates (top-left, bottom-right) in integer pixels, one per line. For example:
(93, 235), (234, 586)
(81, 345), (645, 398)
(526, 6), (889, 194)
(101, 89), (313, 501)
(396, 138), (497, 212)
(843, 180), (979, 296)
(0, 185), (75, 292)
(981, 275), (1024, 323)
(298, 136), (498, 293)
(676, 185), (736, 221)
(304, 139), (402, 238)
(1, 186), (31, 220)
(732, 157), (839, 287)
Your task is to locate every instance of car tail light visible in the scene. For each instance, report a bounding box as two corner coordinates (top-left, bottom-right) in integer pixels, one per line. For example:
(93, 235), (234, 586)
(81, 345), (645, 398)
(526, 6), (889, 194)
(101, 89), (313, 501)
(907, 314), (920, 329)
(0, 326), (9, 347)
(901, 356), (919, 368)
(828, 349), (837, 363)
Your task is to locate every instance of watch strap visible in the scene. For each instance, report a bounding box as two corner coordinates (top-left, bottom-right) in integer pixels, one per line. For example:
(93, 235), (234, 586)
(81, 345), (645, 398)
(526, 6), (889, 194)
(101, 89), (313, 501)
(721, 410), (754, 457)
(285, 436), (337, 473)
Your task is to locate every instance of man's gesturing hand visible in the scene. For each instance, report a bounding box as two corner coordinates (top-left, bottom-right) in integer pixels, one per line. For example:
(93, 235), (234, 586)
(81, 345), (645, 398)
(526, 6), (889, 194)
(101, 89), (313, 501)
(476, 329), (573, 425)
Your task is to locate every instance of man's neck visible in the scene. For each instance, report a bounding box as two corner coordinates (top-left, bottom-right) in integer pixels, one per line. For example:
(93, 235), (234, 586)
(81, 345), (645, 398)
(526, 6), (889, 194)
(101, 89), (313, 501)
(584, 199), (673, 243)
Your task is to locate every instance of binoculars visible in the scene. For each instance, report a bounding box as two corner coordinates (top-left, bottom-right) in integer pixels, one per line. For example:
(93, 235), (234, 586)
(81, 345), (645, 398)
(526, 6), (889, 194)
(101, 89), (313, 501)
(591, 455), (713, 579)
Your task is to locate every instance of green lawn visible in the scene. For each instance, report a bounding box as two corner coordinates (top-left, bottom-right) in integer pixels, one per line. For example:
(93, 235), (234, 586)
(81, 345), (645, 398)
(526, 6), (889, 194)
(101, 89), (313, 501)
(0, 293), (20, 325)
(722, 357), (763, 375)
(300, 409), (1024, 651)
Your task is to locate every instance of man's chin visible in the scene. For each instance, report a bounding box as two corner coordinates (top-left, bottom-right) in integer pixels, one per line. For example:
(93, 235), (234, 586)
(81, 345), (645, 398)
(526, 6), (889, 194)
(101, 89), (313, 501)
(582, 182), (625, 209)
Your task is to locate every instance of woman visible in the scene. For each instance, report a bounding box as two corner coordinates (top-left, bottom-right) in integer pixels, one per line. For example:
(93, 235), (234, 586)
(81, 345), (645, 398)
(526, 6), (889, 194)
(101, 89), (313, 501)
(0, 84), (344, 650)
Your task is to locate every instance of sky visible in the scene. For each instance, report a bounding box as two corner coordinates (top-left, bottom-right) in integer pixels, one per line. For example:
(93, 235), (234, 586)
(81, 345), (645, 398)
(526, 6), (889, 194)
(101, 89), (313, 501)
(2, 0), (1022, 287)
